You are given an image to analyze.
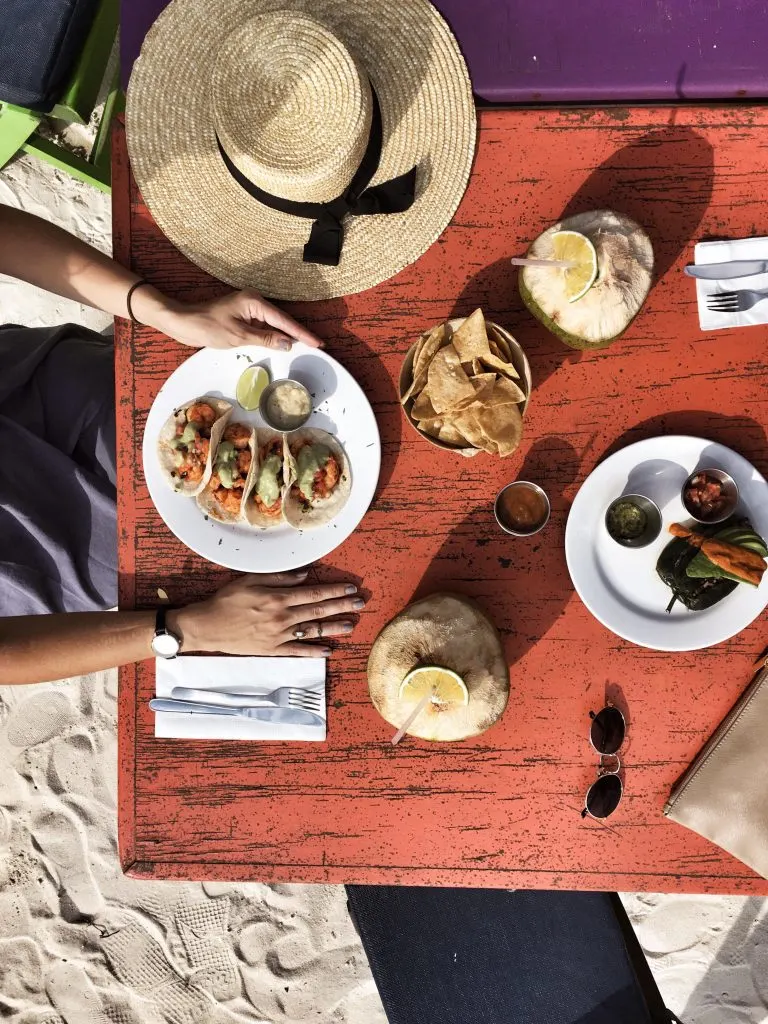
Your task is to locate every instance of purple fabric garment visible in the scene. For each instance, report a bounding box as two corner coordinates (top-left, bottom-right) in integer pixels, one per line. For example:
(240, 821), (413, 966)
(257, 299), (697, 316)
(0, 325), (117, 615)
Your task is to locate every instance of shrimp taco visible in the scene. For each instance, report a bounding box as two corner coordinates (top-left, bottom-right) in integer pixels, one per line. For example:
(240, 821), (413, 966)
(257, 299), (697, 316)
(197, 422), (255, 523)
(244, 429), (289, 528)
(158, 396), (232, 496)
(283, 428), (352, 529)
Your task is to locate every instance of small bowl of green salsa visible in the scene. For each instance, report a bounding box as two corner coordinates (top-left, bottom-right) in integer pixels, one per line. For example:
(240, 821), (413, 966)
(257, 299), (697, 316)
(604, 494), (662, 549)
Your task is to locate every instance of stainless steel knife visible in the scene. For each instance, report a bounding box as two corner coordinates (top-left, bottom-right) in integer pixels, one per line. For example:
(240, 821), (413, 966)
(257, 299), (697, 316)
(684, 261), (768, 280)
(149, 698), (323, 727)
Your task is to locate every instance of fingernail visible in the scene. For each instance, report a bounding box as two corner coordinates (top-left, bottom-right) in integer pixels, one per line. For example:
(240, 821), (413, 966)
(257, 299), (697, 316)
(278, 341), (291, 352)
(352, 598), (365, 610)
(342, 621), (354, 632)
(295, 568), (309, 577)
(345, 584), (357, 595)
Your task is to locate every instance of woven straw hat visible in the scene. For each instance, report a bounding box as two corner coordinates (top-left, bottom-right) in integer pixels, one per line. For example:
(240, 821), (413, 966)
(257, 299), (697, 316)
(126, 0), (476, 301)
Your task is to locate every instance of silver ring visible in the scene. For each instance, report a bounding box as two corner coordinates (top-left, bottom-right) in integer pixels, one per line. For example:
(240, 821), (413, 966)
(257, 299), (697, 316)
(293, 628), (307, 639)
(317, 621), (324, 639)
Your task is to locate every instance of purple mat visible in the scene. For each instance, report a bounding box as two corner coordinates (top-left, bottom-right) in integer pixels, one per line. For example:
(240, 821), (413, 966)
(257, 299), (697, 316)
(122, 0), (767, 104)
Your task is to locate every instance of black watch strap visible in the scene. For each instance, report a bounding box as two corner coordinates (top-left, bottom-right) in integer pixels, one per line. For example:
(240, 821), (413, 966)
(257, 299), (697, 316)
(155, 606), (168, 636)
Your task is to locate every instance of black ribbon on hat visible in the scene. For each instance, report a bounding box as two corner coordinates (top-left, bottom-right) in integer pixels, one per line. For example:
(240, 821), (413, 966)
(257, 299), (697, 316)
(215, 90), (417, 267)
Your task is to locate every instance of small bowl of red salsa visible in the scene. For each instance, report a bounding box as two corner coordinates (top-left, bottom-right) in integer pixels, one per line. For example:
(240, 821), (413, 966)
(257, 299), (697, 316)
(681, 468), (738, 524)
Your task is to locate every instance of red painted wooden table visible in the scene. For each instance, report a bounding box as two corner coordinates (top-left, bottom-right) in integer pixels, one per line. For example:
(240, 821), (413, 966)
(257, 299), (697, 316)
(115, 106), (768, 891)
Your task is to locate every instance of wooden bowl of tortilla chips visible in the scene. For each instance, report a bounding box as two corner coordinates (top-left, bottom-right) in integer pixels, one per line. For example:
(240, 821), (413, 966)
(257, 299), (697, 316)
(399, 309), (532, 457)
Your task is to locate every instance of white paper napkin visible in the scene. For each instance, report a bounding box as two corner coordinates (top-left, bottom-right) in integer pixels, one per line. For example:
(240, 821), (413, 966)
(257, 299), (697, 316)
(694, 236), (768, 331)
(154, 656), (326, 742)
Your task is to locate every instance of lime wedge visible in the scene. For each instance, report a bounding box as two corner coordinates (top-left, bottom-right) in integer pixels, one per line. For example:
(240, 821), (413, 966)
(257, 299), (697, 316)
(398, 666), (469, 706)
(236, 365), (270, 411)
(551, 230), (598, 303)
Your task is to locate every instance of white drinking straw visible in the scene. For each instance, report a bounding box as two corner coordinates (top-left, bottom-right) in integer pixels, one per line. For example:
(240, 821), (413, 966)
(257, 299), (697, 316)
(390, 692), (432, 745)
(509, 257), (576, 268)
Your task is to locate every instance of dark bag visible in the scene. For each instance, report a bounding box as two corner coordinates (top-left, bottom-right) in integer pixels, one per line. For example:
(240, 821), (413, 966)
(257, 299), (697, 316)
(0, 0), (100, 110)
(346, 886), (685, 1024)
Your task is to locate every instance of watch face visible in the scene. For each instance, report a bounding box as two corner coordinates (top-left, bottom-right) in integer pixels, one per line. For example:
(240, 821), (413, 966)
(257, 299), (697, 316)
(152, 631), (180, 659)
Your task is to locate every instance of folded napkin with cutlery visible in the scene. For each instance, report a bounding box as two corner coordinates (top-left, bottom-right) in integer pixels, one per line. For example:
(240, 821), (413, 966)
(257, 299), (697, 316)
(694, 236), (768, 331)
(154, 656), (326, 742)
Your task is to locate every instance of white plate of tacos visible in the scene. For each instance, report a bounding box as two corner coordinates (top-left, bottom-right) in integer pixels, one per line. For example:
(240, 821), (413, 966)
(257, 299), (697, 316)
(142, 344), (380, 572)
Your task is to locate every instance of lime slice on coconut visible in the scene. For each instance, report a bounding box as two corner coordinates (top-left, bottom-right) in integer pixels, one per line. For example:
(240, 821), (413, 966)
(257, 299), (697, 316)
(236, 365), (270, 411)
(519, 210), (654, 351)
(399, 666), (469, 706)
(551, 230), (598, 303)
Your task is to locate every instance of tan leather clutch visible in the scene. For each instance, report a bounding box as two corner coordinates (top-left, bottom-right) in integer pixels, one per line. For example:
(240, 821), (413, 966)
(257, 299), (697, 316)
(665, 659), (768, 879)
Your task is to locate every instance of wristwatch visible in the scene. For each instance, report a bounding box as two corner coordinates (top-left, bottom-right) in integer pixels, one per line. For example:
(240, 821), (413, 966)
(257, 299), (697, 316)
(151, 607), (182, 659)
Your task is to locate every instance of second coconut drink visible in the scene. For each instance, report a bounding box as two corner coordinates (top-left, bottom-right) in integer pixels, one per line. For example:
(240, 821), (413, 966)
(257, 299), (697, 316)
(517, 209), (654, 351)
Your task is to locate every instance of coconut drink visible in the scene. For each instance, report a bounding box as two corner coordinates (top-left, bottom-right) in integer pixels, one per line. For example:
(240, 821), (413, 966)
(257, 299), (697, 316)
(519, 209), (654, 351)
(367, 593), (509, 742)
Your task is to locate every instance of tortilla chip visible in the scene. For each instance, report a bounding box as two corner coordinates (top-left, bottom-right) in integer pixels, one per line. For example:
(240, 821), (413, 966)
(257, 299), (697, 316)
(426, 344), (476, 414)
(471, 373), (497, 390)
(412, 391), (437, 421)
(414, 323), (449, 379)
(476, 403), (523, 457)
(479, 352), (520, 380)
(401, 364), (429, 404)
(411, 331), (431, 375)
(452, 309), (491, 364)
(437, 422), (468, 446)
(488, 338), (505, 360)
(487, 324), (514, 362)
(452, 407), (491, 450)
(485, 377), (527, 406)
(449, 377), (497, 415)
(418, 417), (443, 438)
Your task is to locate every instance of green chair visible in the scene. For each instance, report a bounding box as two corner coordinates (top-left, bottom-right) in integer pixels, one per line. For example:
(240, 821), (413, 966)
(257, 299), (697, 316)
(0, 0), (120, 193)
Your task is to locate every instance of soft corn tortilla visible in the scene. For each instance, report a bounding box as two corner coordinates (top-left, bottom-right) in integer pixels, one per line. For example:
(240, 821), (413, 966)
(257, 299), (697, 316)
(283, 428), (352, 529)
(243, 429), (290, 529)
(157, 396), (232, 496)
(196, 425), (256, 524)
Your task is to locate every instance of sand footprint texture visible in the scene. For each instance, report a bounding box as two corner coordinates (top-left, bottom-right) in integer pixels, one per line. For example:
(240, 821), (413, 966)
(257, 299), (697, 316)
(0, 671), (766, 1024)
(0, 673), (385, 1024)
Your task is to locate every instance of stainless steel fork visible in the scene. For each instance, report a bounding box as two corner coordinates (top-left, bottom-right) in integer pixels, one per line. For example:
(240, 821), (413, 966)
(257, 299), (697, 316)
(706, 290), (768, 313)
(170, 685), (323, 712)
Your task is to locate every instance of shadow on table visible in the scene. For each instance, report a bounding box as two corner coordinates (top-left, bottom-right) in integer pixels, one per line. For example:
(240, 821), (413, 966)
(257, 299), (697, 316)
(598, 410), (768, 480)
(340, 325), (403, 504)
(447, 125), (715, 398)
(284, 265), (404, 502)
(560, 124), (715, 282)
(409, 436), (580, 665)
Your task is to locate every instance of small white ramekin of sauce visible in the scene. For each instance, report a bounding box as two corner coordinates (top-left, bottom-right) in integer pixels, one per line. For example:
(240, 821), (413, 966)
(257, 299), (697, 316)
(494, 481), (551, 537)
(259, 378), (312, 432)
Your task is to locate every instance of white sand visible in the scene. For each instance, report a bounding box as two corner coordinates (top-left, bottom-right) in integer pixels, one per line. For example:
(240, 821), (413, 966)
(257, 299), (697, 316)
(2, 151), (768, 1024)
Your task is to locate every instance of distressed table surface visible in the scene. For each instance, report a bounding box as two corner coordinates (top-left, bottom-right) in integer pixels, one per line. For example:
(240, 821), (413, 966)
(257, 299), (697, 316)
(115, 106), (768, 891)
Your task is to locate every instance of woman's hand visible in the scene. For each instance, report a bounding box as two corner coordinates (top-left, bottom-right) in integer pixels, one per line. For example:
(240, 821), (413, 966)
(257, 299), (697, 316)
(0, 209), (322, 352)
(168, 569), (365, 657)
(149, 289), (323, 351)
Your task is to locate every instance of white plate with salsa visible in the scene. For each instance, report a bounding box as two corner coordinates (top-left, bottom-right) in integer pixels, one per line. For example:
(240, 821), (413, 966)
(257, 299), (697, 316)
(142, 344), (380, 572)
(565, 435), (768, 651)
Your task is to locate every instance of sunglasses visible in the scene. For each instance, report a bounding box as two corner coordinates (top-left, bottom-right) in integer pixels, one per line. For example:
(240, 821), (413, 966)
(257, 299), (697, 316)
(581, 704), (625, 820)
